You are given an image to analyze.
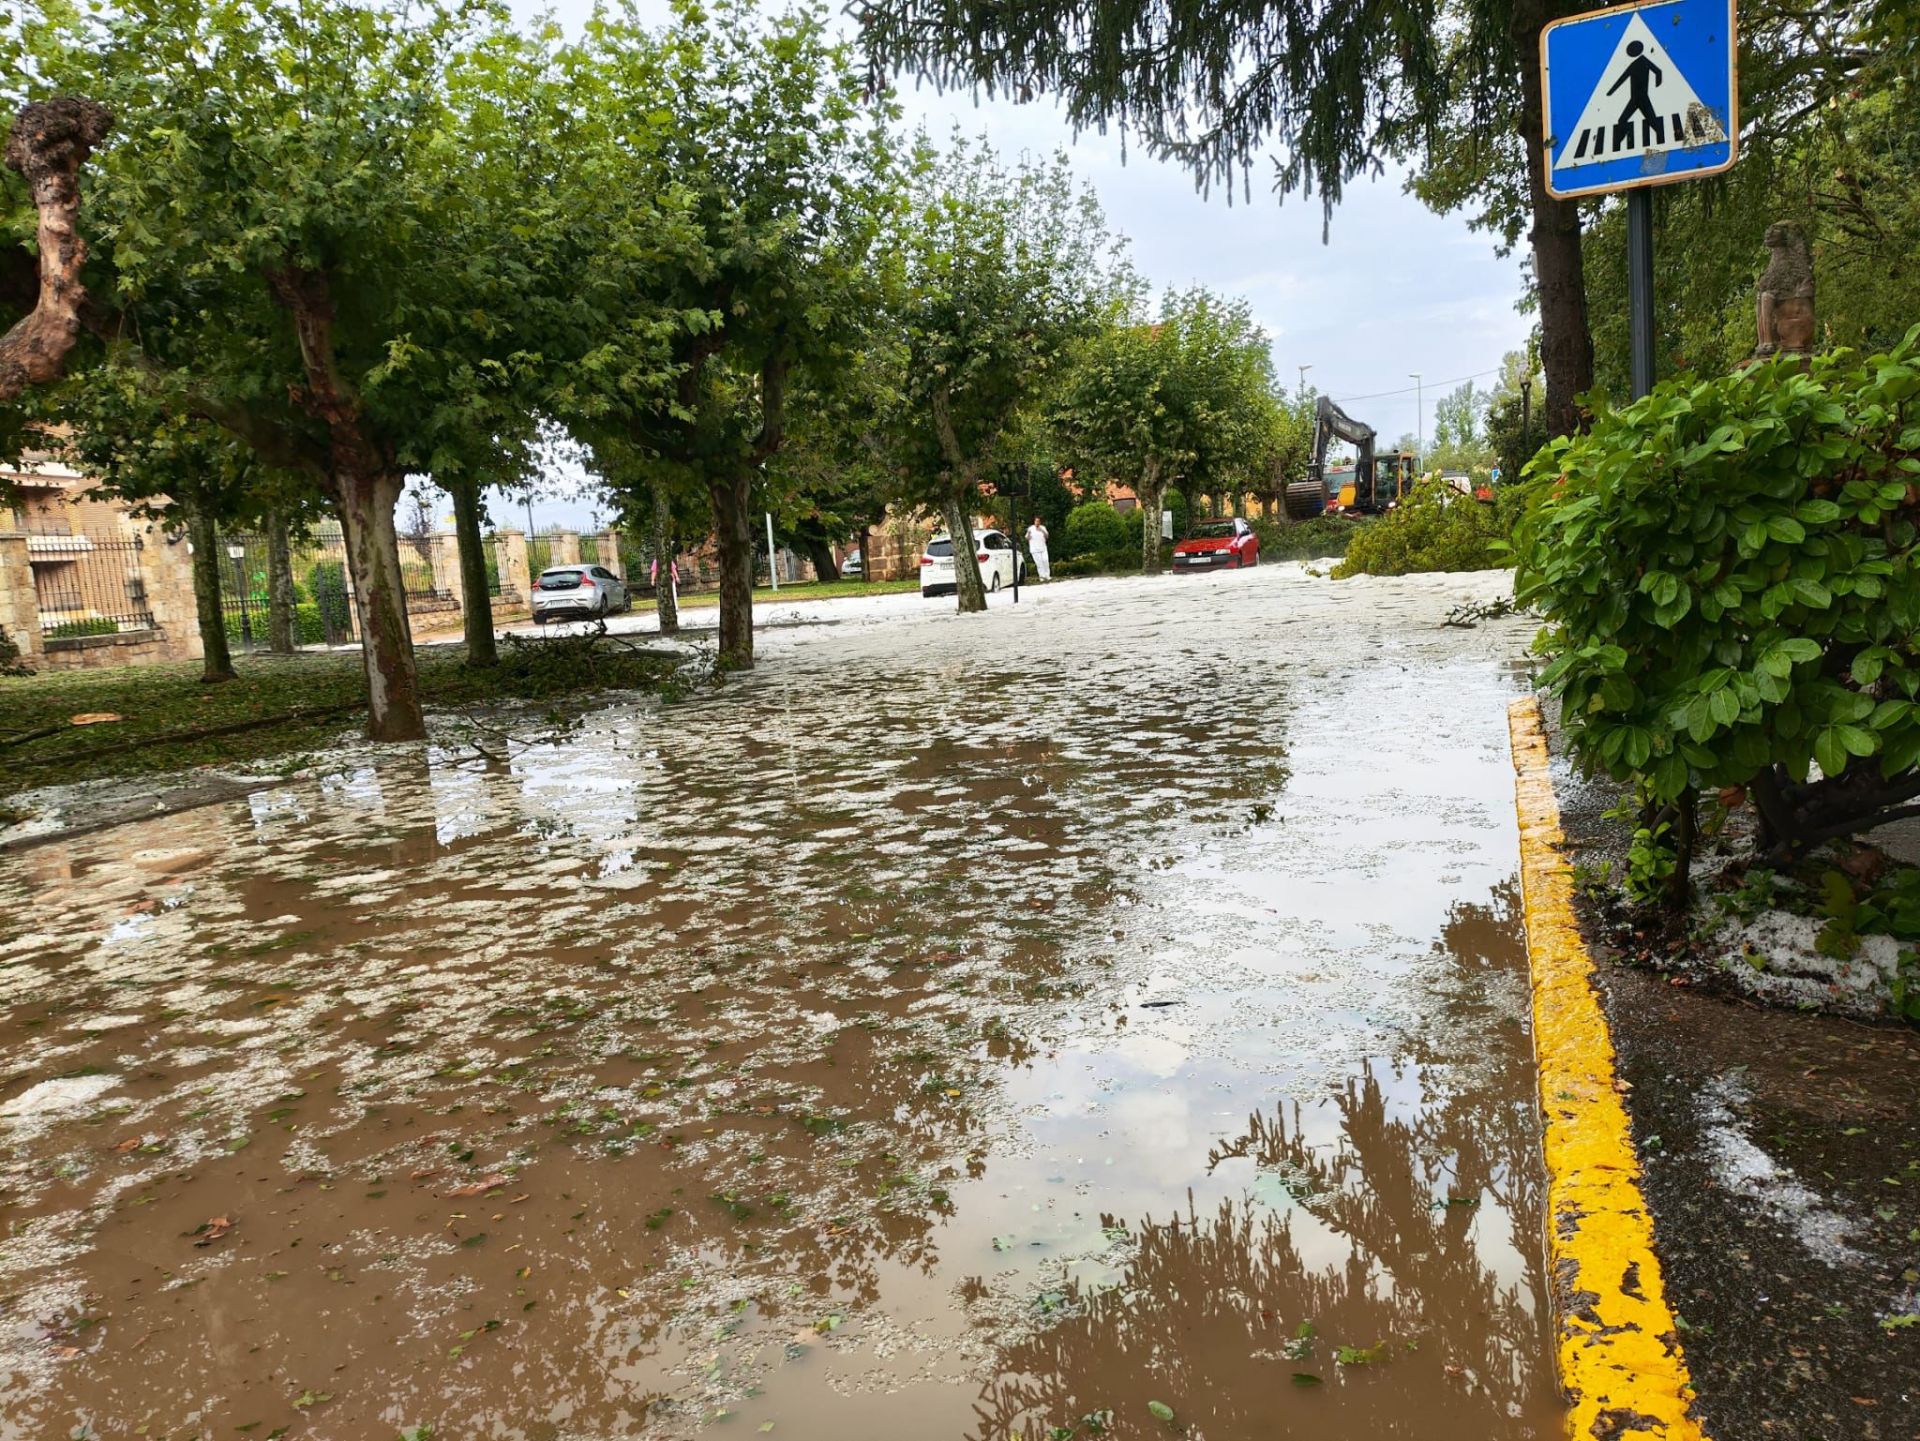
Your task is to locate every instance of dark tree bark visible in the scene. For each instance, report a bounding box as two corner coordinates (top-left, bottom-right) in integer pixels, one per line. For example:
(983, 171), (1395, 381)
(1662, 787), (1696, 914)
(184, 499), (236, 684)
(447, 476), (497, 668)
(856, 523), (874, 582)
(802, 535), (840, 583)
(1137, 460), (1166, 574)
(265, 509), (296, 655)
(0, 99), (110, 402)
(649, 480), (679, 636)
(1512, 0), (1595, 437)
(942, 494), (988, 612)
(707, 466), (757, 668)
(267, 263), (424, 741)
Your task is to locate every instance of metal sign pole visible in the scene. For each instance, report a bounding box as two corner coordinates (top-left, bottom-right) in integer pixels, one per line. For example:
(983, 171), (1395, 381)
(1627, 188), (1656, 399)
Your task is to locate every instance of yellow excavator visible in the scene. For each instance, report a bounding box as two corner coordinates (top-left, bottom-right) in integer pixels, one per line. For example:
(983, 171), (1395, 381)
(1283, 397), (1419, 518)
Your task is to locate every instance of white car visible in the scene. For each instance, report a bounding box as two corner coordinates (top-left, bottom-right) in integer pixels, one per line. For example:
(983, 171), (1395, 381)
(920, 529), (1024, 598)
(530, 564), (630, 623)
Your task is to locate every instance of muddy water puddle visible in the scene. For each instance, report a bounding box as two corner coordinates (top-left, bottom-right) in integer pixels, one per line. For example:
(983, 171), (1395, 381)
(1, 570), (1561, 1438)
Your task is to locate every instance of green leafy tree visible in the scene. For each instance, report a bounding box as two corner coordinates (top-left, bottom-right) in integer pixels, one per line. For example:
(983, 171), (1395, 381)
(1514, 333), (1920, 889)
(1054, 288), (1281, 573)
(15, 0), (571, 739)
(1428, 380), (1492, 473)
(888, 136), (1129, 612)
(855, 0), (1597, 438)
(553, 0), (897, 669)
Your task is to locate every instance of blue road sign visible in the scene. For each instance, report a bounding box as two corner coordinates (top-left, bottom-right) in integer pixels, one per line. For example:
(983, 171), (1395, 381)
(1542, 0), (1738, 200)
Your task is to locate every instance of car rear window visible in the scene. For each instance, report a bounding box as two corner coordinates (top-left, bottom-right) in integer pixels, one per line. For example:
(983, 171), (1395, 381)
(538, 569), (586, 589)
(926, 539), (953, 558)
(1193, 522), (1236, 538)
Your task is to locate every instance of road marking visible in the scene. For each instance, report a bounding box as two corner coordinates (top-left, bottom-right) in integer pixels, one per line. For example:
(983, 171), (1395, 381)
(1508, 697), (1710, 1441)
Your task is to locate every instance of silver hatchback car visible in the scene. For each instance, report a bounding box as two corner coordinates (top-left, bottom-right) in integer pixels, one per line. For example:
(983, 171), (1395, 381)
(531, 564), (630, 623)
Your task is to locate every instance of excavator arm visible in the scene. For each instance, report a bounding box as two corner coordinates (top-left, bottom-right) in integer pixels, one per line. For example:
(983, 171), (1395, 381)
(1285, 395), (1377, 519)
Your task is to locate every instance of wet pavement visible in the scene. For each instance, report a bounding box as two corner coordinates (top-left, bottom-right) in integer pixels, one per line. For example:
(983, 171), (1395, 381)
(0, 566), (1561, 1440)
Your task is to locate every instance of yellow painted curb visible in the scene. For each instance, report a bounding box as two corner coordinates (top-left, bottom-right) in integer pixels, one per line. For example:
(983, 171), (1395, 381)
(1508, 697), (1709, 1441)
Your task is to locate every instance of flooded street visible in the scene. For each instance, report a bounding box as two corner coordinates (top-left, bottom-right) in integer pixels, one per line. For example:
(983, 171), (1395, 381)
(1, 565), (1561, 1440)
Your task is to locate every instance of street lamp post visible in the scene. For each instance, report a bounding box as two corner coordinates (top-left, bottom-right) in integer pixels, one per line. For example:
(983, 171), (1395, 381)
(227, 542), (252, 648)
(1297, 363), (1311, 397)
(1408, 372), (1424, 473)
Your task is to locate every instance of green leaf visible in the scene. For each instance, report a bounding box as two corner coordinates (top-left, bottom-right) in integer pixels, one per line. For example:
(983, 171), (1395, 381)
(1147, 1401), (1175, 1423)
(1791, 577), (1832, 609)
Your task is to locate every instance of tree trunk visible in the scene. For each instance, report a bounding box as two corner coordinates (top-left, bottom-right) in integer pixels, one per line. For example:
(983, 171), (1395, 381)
(707, 468), (756, 669)
(448, 476), (497, 668)
(1513, 0), (1595, 437)
(185, 500), (236, 684)
(650, 480), (679, 636)
(1662, 787), (1697, 914)
(803, 536), (839, 583)
(265, 508), (296, 655)
(943, 494), (988, 613)
(0, 99), (112, 402)
(264, 262), (424, 741)
(336, 469), (426, 741)
(1138, 462), (1165, 574)
(856, 523), (873, 582)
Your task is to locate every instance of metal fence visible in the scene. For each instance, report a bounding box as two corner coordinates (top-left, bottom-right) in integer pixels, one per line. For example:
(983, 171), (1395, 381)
(34, 536), (154, 637)
(218, 530), (357, 650)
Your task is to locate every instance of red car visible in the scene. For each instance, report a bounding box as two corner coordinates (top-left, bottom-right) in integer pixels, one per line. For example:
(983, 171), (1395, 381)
(1172, 517), (1260, 571)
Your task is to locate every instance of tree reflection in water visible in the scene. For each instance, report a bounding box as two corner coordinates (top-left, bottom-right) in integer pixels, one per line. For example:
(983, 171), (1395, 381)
(969, 883), (1560, 1440)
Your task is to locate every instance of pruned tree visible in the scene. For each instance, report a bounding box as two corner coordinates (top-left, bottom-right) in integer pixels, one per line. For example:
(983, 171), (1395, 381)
(1054, 287), (1281, 573)
(25, 0), (573, 738)
(888, 135), (1129, 612)
(554, 0), (898, 669)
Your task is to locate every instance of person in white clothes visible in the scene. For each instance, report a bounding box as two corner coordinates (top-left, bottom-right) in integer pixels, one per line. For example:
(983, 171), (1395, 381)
(1024, 516), (1051, 581)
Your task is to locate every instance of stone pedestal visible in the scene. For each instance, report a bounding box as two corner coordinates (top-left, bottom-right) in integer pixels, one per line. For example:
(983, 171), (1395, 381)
(551, 530), (581, 567)
(142, 523), (203, 661)
(0, 533), (45, 664)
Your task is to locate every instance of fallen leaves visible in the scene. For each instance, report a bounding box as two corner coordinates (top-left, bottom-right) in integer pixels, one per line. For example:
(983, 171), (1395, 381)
(69, 712), (124, 726)
(442, 1174), (510, 1198)
(187, 1216), (234, 1247)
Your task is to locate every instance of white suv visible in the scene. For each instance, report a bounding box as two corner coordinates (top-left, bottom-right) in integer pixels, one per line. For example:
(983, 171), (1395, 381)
(920, 530), (1023, 598)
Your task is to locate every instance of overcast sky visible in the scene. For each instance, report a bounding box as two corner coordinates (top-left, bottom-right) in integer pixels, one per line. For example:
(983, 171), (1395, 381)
(484, 0), (1532, 531)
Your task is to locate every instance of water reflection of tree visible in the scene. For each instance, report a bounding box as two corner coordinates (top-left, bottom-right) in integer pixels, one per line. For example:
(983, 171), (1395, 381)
(970, 881), (1557, 1440)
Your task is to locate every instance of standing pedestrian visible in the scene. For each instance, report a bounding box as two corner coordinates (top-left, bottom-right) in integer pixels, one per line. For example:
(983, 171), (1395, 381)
(1025, 515), (1051, 581)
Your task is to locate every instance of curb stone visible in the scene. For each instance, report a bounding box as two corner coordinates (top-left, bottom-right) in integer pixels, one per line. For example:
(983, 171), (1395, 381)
(1509, 697), (1709, 1441)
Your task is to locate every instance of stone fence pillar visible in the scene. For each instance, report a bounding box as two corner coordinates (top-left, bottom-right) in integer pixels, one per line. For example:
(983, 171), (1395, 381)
(430, 532), (463, 605)
(550, 530), (581, 567)
(0, 533), (45, 664)
(142, 524), (203, 661)
(597, 530), (625, 579)
(495, 529), (530, 600)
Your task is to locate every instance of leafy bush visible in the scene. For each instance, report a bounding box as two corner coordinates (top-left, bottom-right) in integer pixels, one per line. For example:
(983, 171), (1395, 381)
(222, 603), (337, 646)
(45, 617), (120, 639)
(1515, 331), (1920, 863)
(1331, 481), (1507, 577)
(1062, 501), (1127, 559)
(1251, 515), (1360, 561)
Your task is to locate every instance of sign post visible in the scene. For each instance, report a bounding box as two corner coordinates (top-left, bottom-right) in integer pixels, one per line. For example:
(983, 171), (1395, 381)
(1542, 0), (1738, 399)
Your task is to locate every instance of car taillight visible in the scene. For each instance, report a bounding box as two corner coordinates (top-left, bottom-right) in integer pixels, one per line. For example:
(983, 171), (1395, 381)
(919, 556), (932, 566)
(976, 552), (989, 563)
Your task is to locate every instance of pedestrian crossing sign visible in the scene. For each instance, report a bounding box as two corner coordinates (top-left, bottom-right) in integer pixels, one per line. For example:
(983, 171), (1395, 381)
(1542, 0), (1738, 199)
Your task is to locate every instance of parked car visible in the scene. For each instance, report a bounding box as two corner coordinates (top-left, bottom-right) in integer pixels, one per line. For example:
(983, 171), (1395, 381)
(920, 529), (1024, 597)
(1172, 517), (1260, 571)
(531, 564), (630, 623)
(841, 551), (863, 578)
